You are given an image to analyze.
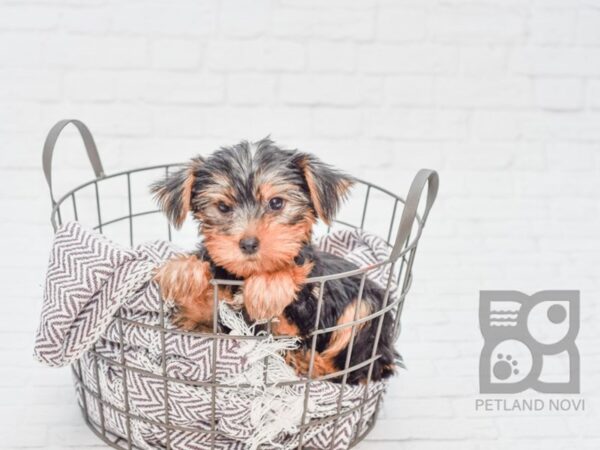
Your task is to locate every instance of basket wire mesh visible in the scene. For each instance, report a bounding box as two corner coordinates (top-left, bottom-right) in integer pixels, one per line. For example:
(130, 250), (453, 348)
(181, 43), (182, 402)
(42, 120), (438, 450)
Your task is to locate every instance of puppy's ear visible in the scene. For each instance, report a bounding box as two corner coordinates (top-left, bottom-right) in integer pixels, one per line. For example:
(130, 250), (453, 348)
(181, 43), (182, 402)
(294, 153), (355, 225)
(151, 156), (204, 229)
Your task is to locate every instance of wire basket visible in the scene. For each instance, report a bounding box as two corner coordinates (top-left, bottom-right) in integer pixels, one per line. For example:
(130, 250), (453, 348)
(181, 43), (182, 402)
(42, 119), (439, 450)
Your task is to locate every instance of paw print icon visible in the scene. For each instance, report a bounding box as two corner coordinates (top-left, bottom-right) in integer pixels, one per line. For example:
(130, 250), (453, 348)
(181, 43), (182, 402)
(479, 290), (580, 394)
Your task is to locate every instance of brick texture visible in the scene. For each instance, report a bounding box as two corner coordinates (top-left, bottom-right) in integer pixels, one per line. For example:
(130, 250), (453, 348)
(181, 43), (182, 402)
(0, 1), (599, 449)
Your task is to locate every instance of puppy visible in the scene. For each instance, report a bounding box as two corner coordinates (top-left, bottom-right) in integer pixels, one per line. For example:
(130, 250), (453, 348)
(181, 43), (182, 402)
(151, 140), (397, 384)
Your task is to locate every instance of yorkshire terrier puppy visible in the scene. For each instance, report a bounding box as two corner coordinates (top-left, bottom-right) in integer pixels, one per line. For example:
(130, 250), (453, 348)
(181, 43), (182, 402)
(151, 140), (397, 384)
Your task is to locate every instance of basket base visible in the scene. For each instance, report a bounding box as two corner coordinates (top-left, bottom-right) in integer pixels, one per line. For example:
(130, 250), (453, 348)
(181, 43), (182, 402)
(76, 399), (381, 450)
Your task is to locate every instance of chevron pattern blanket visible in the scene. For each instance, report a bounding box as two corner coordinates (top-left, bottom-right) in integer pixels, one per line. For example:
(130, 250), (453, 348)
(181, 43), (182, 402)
(34, 222), (397, 450)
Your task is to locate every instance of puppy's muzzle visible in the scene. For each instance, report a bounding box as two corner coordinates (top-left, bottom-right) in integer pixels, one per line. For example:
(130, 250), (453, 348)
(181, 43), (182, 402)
(239, 237), (259, 255)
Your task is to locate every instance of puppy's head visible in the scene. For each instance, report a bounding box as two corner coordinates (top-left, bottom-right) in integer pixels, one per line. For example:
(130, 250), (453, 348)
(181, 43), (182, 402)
(152, 139), (354, 277)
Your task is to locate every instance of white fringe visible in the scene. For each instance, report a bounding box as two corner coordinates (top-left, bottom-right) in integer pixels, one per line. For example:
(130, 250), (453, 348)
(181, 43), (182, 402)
(218, 302), (311, 450)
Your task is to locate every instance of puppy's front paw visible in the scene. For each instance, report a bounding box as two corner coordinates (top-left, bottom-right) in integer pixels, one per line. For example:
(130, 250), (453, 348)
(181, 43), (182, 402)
(172, 309), (214, 332)
(244, 266), (310, 321)
(154, 255), (211, 306)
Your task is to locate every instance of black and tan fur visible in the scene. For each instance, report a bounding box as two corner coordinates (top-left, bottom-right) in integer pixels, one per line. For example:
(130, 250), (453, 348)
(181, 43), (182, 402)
(151, 139), (397, 384)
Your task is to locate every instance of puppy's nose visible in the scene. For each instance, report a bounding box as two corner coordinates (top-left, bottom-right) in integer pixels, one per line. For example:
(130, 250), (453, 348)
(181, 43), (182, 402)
(239, 237), (259, 255)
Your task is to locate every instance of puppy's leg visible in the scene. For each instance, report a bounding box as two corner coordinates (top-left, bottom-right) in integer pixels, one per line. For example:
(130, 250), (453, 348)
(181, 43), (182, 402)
(286, 299), (372, 379)
(285, 350), (336, 378)
(243, 263), (312, 321)
(154, 255), (214, 330)
(272, 316), (332, 376)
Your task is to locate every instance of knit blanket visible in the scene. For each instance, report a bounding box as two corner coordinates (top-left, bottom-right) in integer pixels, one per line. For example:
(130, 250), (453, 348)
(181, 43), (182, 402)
(34, 222), (398, 450)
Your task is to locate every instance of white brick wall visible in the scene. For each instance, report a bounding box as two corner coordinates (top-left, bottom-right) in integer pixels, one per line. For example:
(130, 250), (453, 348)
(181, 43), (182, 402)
(0, 0), (599, 448)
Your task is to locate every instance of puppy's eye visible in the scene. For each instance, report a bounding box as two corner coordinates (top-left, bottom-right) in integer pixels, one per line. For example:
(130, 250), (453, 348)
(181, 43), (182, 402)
(217, 202), (232, 213)
(268, 197), (284, 211)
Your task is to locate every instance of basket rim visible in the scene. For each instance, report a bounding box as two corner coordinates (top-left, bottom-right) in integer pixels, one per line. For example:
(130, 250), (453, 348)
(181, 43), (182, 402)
(49, 162), (425, 285)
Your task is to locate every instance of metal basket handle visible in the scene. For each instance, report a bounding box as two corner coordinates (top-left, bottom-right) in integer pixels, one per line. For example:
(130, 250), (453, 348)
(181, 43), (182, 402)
(42, 119), (105, 205)
(390, 168), (439, 261)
